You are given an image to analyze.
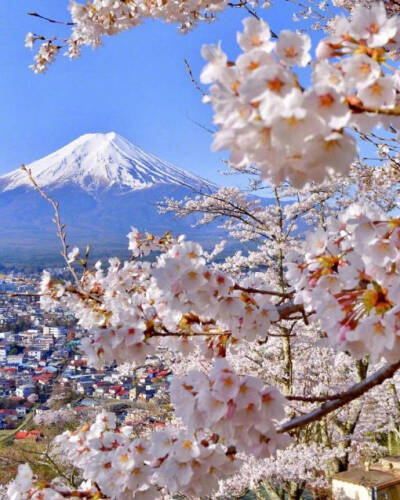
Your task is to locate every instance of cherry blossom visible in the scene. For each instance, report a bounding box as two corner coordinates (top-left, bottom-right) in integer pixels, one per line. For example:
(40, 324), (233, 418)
(201, 3), (400, 187)
(286, 202), (400, 362)
(11, 2), (400, 498)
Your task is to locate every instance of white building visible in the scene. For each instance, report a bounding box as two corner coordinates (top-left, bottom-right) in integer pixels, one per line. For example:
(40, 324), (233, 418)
(43, 326), (66, 339)
(16, 384), (35, 398)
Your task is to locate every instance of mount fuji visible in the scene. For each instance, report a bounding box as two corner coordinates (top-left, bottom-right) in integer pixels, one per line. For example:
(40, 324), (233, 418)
(0, 132), (212, 194)
(0, 132), (220, 266)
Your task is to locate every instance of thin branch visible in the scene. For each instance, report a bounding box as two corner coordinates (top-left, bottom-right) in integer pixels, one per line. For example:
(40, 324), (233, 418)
(28, 11), (75, 26)
(149, 330), (227, 338)
(286, 394), (345, 403)
(233, 284), (292, 299)
(21, 165), (81, 289)
(245, 3), (261, 20)
(186, 114), (216, 135)
(266, 332), (297, 338)
(0, 292), (39, 298)
(347, 97), (400, 116)
(276, 302), (306, 321)
(0, 274), (37, 286)
(184, 58), (206, 96)
(278, 359), (400, 434)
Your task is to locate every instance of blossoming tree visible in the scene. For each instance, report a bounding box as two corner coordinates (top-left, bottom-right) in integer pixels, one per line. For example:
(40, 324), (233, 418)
(7, 0), (400, 498)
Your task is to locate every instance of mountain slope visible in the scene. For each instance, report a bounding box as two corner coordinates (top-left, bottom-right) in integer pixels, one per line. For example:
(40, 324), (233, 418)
(0, 132), (213, 194)
(0, 133), (220, 265)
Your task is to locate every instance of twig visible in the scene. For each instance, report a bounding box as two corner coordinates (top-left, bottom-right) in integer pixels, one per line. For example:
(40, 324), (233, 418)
(0, 292), (39, 298)
(0, 274), (37, 286)
(227, 1), (261, 20)
(286, 394), (345, 403)
(276, 302), (306, 321)
(184, 58), (206, 96)
(28, 11), (75, 26)
(266, 332), (297, 337)
(346, 97), (400, 116)
(278, 360), (400, 433)
(21, 165), (81, 289)
(186, 114), (216, 135)
(150, 330), (228, 338)
(233, 284), (292, 298)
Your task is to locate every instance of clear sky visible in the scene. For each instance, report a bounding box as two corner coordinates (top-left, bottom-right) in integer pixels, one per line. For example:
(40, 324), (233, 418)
(1, 1), (316, 186)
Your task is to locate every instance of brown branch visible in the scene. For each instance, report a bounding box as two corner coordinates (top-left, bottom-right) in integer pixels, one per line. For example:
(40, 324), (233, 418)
(244, 3), (261, 21)
(278, 359), (400, 434)
(227, 1), (270, 25)
(346, 97), (400, 116)
(286, 394), (345, 403)
(184, 58), (206, 97)
(0, 292), (39, 298)
(28, 11), (75, 26)
(21, 165), (81, 289)
(277, 302), (306, 321)
(266, 333), (296, 338)
(0, 274), (37, 286)
(186, 115), (216, 135)
(149, 330), (227, 338)
(233, 284), (292, 299)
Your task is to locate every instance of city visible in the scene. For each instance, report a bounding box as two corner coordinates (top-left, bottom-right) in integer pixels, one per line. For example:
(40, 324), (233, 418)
(0, 273), (171, 441)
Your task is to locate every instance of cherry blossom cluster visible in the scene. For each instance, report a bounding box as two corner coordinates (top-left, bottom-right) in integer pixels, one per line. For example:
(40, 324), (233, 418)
(49, 410), (240, 499)
(315, 3), (400, 118)
(7, 463), (103, 500)
(170, 358), (290, 458)
(39, 230), (280, 368)
(127, 227), (175, 257)
(70, 0), (229, 38)
(151, 240), (279, 344)
(202, 3), (400, 187)
(25, 0), (230, 73)
(45, 257), (157, 368)
(286, 202), (400, 362)
(39, 229), (177, 367)
(28, 40), (61, 74)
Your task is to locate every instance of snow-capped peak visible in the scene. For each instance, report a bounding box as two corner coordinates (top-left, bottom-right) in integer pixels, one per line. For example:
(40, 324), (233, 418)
(0, 132), (213, 193)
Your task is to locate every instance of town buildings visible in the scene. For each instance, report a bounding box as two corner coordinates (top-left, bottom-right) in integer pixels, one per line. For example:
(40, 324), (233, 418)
(0, 273), (172, 432)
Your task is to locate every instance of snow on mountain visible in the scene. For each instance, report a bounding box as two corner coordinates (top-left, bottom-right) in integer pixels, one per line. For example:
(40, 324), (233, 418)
(0, 132), (213, 193)
(0, 132), (223, 265)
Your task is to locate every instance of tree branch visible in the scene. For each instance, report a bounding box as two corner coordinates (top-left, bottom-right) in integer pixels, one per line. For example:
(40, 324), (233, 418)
(21, 165), (82, 289)
(278, 360), (400, 434)
(233, 284), (291, 298)
(0, 292), (39, 299)
(276, 302), (306, 320)
(184, 58), (206, 97)
(28, 11), (75, 26)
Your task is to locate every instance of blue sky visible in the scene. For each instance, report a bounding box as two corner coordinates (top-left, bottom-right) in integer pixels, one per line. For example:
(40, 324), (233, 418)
(1, 1), (320, 185)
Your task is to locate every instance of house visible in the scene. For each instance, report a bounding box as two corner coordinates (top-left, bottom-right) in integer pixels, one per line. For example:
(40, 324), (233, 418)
(116, 388), (128, 400)
(27, 348), (49, 362)
(32, 373), (54, 386)
(0, 344), (10, 360)
(108, 385), (122, 397)
(6, 354), (25, 366)
(43, 326), (66, 339)
(16, 384), (35, 398)
(15, 430), (43, 441)
(76, 380), (94, 395)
